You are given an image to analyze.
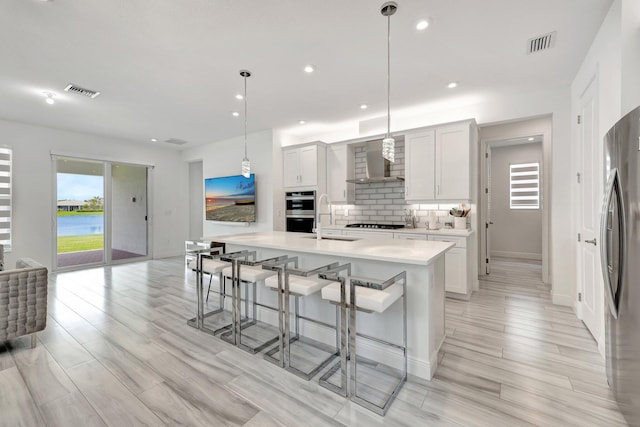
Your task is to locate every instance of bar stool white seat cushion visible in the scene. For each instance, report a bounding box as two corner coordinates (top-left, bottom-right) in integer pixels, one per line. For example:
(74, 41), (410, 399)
(321, 280), (403, 313)
(188, 259), (228, 274)
(222, 265), (275, 283)
(264, 274), (330, 296)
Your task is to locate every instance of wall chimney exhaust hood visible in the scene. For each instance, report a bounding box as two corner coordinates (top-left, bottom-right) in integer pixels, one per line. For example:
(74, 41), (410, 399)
(346, 140), (404, 184)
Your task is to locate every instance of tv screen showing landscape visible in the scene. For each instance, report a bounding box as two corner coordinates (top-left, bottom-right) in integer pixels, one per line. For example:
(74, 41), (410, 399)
(205, 174), (256, 222)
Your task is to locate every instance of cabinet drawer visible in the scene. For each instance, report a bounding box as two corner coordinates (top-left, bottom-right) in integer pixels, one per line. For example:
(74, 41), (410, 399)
(428, 235), (466, 248)
(321, 229), (343, 236)
(344, 230), (394, 239)
(394, 233), (428, 240)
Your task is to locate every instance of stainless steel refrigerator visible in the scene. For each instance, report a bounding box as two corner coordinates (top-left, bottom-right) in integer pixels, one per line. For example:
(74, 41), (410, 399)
(601, 105), (640, 427)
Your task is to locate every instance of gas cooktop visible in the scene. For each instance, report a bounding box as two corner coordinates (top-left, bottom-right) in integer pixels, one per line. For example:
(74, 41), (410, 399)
(345, 223), (404, 230)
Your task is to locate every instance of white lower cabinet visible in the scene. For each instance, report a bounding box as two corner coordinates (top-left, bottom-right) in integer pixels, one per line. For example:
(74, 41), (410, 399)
(428, 235), (471, 299)
(394, 233), (428, 240)
(343, 230), (394, 239)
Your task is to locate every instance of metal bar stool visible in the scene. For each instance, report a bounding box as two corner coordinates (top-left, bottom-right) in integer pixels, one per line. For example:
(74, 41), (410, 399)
(186, 246), (248, 335)
(315, 263), (352, 397)
(220, 251), (289, 353)
(262, 259), (340, 380)
(320, 270), (407, 416)
(187, 242), (227, 302)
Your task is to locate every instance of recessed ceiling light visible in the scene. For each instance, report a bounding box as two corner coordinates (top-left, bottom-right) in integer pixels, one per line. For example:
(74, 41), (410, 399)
(416, 20), (430, 30)
(232, 111), (240, 117)
(298, 120), (306, 125)
(447, 82), (458, 89)
(528, 137), (535, 141)
(150, 138), (158, 142)
(43, 92), (55, 105)
(235, 94), (243, 100)
(304, 65), (314, 73)
(360, 104), (368, 110)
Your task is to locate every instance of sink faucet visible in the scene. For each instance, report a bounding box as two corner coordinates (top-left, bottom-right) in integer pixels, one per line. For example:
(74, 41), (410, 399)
(316, 193), (332, 240)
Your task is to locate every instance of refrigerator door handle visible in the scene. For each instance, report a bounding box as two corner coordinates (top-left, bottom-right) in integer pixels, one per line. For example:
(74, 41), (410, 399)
(600, 168), (625, 319)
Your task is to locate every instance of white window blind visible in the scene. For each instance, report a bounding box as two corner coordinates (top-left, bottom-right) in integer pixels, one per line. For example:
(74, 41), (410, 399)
(0, 148), (11, 251)
(510, 162), (540, 210)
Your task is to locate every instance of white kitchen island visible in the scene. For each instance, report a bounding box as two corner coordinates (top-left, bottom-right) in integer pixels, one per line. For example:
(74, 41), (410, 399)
(204, 231), (454, 380)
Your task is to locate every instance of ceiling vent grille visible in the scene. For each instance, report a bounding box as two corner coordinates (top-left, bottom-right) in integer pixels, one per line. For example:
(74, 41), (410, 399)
(64, 84), (101, 99)
(527, 31), (556, 54)
(164, 138), (188, 146)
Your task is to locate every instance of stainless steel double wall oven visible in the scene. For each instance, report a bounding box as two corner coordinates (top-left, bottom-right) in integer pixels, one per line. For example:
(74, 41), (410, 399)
(285, 191), (315, 233)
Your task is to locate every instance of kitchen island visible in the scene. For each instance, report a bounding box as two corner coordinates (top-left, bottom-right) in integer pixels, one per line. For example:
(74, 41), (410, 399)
(204, 231), (454, 380)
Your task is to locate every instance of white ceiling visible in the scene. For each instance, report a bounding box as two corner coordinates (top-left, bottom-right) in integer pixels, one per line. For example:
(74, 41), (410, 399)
(0, 0), (612, 148)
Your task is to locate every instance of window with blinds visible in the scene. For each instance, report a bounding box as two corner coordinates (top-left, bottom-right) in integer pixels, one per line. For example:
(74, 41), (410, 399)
(0, 148), (11, 251)
(510, 162), (540, 209)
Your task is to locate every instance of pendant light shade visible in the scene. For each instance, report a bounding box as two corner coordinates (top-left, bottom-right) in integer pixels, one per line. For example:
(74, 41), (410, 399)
(381, 1), (397, 163)
(240, 70), (251, 178)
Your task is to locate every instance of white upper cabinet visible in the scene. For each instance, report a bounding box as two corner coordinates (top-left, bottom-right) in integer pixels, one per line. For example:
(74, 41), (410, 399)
(435, 124), (470, 200)
(327, 144), (355, 203)
(405, 130), (435, 201)
(405, 120), (476, 202)
(283, 143), (326, 189)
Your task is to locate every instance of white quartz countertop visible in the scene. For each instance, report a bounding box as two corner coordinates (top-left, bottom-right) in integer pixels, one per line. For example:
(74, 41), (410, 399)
(205, 231), (455, 266)
(322, 225), (474, 237)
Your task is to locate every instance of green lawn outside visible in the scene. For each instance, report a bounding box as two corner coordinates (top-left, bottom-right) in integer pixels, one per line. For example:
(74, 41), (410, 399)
(57, 211), (104, 217)
(57, 234), (104, 253)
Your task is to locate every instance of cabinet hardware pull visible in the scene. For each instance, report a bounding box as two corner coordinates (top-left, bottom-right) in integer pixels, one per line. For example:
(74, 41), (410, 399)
(585, 238), (597, 246)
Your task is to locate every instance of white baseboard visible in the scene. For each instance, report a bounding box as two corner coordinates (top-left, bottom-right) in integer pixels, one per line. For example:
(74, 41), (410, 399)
(491, 251), (542, 261)
(552, 292), (574, 307)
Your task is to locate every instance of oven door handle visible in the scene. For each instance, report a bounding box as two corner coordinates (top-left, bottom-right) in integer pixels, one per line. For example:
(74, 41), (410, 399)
(286, 214), (315, 219)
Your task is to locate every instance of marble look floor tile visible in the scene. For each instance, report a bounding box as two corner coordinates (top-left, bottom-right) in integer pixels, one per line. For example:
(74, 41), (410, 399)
(145, 351), (259, 425)
(39, 390), (107, 427)
(227, 374), (344, 427)
(0, 367), (45, 427)
(11, 345), (77, 406)
(243, 411), (287, 427)
(64, 359), (165, 426)
(82, 336), (165, 395)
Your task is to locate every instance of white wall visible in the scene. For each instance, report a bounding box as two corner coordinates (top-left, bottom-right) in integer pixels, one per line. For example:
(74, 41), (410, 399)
(188, 161), (203, 240)
(621, 0), (640, 115)
(0, 118), (188, 270)
(111, 164), (148, 255)
(181, 129), (276, 238)
(490, 143), (543, 259)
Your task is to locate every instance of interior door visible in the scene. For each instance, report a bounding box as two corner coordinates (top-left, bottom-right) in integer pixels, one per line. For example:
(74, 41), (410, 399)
(485, 147), (493, 274)
(577, 77), (602, 343)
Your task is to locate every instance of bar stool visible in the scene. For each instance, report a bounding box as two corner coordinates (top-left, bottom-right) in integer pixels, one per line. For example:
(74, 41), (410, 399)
(186, 246), (248, 336)
(320, 270), (407, 416)
(262, 259), (340, 380)
(187, 242), (227, 303)
(220, 251), (288, 354)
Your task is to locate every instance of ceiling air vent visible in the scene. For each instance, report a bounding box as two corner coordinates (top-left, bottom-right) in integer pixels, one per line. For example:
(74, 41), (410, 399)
(164, 138), (188, 146)
(527, 31), (556, 54)
(64, 84), (101, 99)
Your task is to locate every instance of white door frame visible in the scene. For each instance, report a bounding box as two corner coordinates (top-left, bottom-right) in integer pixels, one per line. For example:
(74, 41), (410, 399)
(479, 117), (552, 285)
(574, 73), (604, 354)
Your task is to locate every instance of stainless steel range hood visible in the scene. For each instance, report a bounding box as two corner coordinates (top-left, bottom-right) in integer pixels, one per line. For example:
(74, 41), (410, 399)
(346, 140), (404, 184)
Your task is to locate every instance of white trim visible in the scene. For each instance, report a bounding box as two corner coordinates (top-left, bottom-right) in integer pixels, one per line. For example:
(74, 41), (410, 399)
(491, 250), (542, 260)
(552, 292), (574, 307)
(50, 151), (155, 169)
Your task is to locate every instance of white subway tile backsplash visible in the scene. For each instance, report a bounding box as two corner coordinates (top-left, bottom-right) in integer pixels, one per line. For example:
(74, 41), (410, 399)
(332, 140), (470, 226)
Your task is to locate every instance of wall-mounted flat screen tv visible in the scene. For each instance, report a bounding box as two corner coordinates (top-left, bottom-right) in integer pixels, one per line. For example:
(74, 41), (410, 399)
(205, 174), (256, 222)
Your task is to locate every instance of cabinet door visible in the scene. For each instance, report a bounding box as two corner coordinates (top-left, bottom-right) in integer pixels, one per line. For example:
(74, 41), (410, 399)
(435, 125), (469, 200)
(283, 149), (300, 188)
(327, 145), (354, 203)
(343, 230), (394, 239)
(299, 145), (318, 187)
(444, 248), (467, 293)
(405, 130), (435, 201)
(394, 233), (428, 240)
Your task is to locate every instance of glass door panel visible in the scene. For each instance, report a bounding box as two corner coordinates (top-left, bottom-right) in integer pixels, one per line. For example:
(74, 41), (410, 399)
(56, 159), (105, 268)
(111, 163), (148, 261)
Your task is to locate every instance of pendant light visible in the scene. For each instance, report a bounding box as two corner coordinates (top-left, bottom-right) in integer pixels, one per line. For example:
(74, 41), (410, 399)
(240, 70), (252, 178)
(381, 1), (397, 163)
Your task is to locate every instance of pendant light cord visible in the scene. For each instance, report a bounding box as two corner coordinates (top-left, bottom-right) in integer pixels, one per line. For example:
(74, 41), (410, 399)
(386, 12), (391, 139)
(244, 75), (248, 158)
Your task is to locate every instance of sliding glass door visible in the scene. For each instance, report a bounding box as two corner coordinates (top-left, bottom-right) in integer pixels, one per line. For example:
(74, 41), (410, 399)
(55, 157), (149, 270)
(110, 163), (148, 261)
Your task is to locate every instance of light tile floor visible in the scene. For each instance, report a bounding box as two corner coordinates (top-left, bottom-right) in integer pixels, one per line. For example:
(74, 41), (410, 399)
(0, 256), (627, 426)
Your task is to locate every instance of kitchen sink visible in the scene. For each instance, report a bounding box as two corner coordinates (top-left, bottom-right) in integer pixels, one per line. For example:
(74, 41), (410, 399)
(303, 236), (360, 242)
